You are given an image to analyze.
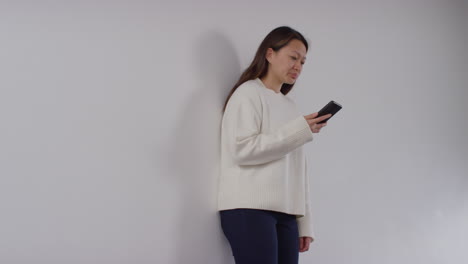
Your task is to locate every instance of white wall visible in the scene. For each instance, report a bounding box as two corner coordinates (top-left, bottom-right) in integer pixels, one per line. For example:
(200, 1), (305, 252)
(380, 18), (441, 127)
(0, 0), (467, 263)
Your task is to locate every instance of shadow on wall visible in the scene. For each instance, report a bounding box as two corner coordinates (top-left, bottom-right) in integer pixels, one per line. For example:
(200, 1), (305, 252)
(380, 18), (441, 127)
(166, 30), (241, 264)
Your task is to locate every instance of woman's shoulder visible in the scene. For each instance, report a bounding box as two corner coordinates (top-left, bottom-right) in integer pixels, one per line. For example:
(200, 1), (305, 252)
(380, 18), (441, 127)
(236, 78), (262, 92)
(231, 79), (263, 101)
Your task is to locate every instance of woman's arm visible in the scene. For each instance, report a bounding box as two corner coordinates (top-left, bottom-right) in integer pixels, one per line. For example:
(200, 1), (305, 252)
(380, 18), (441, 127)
(223, 90), (313, 166)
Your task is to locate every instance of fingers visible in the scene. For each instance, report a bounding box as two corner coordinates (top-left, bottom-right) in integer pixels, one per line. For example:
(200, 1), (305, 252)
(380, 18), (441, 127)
(304, 112), (318, 119)
(304, 113), (332, 134)
(311, 122), (327, 133)
(314, 113), (332, 123)
(304, 113), (332, 124)
(299, 237), (311, 252)
(304, 238), (310, 252)
(303, 237), (310, 251)
(316, 122), (327, 129)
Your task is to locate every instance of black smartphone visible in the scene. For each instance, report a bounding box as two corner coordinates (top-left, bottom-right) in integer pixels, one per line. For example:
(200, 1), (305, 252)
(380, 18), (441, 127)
(317, 100), (342, 124)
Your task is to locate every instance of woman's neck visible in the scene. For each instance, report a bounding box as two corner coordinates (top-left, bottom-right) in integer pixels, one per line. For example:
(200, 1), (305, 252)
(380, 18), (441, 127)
(260, 74), (282, 94)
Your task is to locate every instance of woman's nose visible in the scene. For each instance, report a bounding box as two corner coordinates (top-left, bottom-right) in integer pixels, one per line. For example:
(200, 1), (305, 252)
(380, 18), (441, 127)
(293, 61), (302, 71)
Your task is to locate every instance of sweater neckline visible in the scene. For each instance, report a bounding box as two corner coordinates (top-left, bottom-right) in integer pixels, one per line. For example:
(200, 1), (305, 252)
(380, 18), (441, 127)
(255, 78), (284, 96)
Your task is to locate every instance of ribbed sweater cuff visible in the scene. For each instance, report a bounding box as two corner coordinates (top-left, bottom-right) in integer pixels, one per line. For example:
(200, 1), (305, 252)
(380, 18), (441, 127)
(285, 116), (314, 146)
(297, 214), (315, 242)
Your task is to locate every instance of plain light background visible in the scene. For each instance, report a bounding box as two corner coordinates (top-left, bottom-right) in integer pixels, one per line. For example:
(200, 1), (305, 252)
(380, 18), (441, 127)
(0, 0), (467, 263)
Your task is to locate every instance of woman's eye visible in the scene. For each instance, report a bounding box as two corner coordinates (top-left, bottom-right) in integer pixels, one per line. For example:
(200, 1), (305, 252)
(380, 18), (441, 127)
(290, 56), (297, 60)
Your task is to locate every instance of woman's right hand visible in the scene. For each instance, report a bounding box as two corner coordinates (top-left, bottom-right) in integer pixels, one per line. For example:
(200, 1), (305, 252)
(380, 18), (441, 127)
(303, 113), (332, 133)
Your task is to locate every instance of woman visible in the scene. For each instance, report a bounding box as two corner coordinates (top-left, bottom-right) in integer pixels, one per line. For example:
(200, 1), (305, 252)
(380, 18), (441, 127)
(217, 26), (331, 264)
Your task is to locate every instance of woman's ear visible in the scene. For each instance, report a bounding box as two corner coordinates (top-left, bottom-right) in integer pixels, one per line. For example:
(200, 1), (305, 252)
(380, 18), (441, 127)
(265, 48), (274, 63)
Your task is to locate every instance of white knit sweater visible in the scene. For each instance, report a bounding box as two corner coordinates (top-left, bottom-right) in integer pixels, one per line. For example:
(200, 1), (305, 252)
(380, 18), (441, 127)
(217, 78), (316, 240)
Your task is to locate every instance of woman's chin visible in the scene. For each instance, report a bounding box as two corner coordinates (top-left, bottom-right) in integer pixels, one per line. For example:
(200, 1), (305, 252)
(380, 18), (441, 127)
(285, 78), (296, 84)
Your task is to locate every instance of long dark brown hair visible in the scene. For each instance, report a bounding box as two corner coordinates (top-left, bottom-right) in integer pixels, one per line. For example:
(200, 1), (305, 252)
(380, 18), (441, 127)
(222, 26), (309, 112)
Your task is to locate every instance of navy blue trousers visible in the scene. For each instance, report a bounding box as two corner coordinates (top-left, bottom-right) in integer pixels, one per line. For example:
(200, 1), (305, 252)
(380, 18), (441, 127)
(219, 208), (299, 264)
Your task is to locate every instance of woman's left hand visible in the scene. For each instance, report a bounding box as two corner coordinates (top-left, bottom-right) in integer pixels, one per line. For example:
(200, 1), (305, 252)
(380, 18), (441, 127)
(299, 236), (313, 252)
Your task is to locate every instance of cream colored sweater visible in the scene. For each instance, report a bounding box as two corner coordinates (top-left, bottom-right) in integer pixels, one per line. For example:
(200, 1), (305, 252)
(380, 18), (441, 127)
(217, 78), (316, 240)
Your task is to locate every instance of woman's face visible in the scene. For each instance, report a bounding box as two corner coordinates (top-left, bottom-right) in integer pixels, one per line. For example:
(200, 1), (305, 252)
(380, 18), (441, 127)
(266, 39), (307, 84)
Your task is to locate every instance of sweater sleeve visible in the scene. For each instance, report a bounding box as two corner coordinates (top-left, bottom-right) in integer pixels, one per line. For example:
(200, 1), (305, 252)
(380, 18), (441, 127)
(297, 157), (316, 241)
(223, 88), (314, 166)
